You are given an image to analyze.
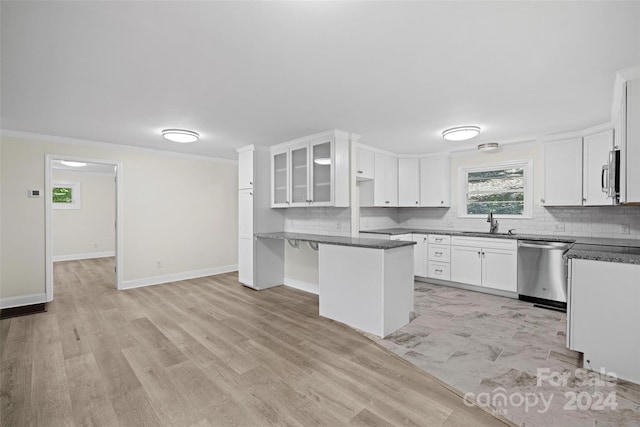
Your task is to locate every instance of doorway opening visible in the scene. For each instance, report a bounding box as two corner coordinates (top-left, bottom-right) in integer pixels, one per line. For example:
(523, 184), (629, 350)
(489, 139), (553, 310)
(45, 155), (123, 301)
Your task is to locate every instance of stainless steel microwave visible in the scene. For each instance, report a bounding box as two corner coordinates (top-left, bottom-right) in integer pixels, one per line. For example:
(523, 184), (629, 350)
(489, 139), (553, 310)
(602, 148), (620, 203)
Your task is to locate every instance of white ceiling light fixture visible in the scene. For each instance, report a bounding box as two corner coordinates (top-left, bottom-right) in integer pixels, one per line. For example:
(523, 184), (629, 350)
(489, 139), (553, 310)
(442, 126), (481, 141)
(313, 157), (331, 165)
(162, 129), (199, 143)
(477, 142), (499, 152)
(60, 160), (87, 167)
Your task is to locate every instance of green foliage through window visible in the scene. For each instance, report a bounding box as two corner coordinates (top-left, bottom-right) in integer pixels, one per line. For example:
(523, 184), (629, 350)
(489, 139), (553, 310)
(466, 167), (525, 215)
(53, 187), (73, 203)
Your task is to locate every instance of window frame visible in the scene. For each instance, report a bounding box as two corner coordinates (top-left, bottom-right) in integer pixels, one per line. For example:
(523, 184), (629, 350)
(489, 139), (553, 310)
(457, 159), (533, 218)
(52, 181), (81, 210)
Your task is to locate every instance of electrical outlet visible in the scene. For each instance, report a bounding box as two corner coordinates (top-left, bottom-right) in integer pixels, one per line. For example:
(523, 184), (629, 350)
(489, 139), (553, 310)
(156, 261), (163, 269)
(289, 219), (294, 226)
(336, 222), (341, 229)
(621, 224), (630, 234)
(554, 223), (565, 232)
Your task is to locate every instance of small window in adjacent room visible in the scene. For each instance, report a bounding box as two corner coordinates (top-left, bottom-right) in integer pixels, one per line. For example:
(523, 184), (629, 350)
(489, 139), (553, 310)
(459, 160), (532, 217)
(52, 181), (81, 209)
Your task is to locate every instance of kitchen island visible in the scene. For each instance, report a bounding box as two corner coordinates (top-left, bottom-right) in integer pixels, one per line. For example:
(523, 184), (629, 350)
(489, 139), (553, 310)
(254, 232), (416, 338)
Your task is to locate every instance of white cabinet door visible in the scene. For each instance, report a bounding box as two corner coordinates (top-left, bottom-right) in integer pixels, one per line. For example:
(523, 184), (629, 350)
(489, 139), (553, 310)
(356, 147), (375, 180)
(238, 188), (254, 239)
(570, 259), (640, 384)
(482, 248), (517, 292)
(542, 138), (583, 206)
(374, 153), (398, 207)
(310, 140), (333, 206)
(412, 234), (428, 277)
(238, 150), (254, 190)
(238, 238), (253, 286)
(626, 78), (640, 203)
(398, 158), (420, 207)
(271, 148), (289, 208)
(451, 246), (482, 286)
(420, 155), (450, 207)
(290, 143), (310, 206)
(583, 130), (613, 206)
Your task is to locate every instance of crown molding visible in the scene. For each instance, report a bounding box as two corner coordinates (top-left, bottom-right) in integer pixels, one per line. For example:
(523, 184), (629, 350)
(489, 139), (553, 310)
(0, 129), (238, 164)
(538, 122), (613, 143)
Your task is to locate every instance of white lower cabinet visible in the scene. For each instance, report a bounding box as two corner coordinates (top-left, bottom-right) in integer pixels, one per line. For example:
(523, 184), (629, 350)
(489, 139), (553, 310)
(412, 234), (428, 277)
(450, 236), (517, 292)
(427, 262), (450, 281)
(238, 238), (254, 287)
(427, 234), (451, 281)
(450, 246), (482, 286)
(568, 259), (640, 384)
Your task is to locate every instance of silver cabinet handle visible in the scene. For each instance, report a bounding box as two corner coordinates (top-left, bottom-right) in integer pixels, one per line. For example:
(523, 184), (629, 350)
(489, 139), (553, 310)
(441, 200), (444, 204)
(435, 252), (442, 256)
(415, 201), (419, 205)
(249, 181), (253, 185)
(435, 269), (442, 274)
(357, 170), (363, 174)
(249, 192), (253, 196)
(385, 201), (390, 204)
(540, 198), (545, 203)
(477, 251), (481, 257)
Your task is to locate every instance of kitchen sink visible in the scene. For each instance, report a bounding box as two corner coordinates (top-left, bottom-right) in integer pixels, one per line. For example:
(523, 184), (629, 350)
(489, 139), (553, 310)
(458, 231), (512, 236)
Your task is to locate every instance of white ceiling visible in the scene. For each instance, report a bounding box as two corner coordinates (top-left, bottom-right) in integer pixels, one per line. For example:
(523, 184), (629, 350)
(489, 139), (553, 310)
(2, 1), (640, 160)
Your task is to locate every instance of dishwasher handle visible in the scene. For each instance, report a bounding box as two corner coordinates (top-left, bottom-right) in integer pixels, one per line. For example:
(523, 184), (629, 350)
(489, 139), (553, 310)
(518, 241), (573, 250)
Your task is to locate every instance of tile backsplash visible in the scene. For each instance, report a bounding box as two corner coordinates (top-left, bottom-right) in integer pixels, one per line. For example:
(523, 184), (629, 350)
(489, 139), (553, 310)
(284, 207), (351, 237)
(361, 205), (640, 239)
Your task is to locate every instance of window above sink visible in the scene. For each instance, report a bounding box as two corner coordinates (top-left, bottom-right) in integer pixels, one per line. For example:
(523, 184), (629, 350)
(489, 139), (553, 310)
(458, 159), (533, 218)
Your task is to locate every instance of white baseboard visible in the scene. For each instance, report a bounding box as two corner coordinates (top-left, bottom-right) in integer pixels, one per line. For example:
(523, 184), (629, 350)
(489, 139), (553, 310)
(0, 293), (48, 309)
(53, 251), (115, 262)
(283, 277), (319, 295)
(120, 264), (238, 290)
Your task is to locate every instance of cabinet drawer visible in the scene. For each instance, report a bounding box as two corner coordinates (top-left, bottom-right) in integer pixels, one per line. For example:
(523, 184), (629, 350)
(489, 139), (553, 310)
(428, 245), (450, 262)
(428, 261), (450, 280)
(428, 234), (451, 245)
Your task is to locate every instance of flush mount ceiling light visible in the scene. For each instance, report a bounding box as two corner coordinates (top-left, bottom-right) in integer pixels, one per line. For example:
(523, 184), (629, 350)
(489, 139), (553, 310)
(313, 157), (331, 165)
(442, 126), (481, 141)
(478, 142), (499, 152)
(60, 160), (87, 167)
(162, 129), (199, 143)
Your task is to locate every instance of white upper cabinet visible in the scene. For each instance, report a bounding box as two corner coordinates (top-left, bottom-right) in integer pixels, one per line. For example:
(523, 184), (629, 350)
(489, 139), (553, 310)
(238, 149), (254, 190)
(541, 138), (583, 206)
(420, 155), (450, 207)
(270, 130), (350, 208)
(623, 78), (640, 203)
(271, 148), (289, 207)
(290, 143), (310, 206)
(583, 129), (614, 206)
(356, 147), (375, 180)
(398, 158), (420, 207)
(374, 153), (398, 207)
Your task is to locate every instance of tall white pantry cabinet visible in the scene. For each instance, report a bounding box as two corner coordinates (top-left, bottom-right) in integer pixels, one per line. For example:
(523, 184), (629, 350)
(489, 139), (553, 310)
(236, 145), (284, 290)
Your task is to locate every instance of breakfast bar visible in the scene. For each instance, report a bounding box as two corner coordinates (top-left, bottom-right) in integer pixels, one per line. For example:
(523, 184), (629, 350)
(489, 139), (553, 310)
(254, 232), (416, 337)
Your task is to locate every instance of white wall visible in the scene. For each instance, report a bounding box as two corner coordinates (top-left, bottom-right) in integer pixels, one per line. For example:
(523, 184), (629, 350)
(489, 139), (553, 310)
(0, 134), (238, 302)
(52, 170), (116, 260)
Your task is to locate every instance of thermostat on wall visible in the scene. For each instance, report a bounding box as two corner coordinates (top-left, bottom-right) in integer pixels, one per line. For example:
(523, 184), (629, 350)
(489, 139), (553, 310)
(28, 189), (42, 198)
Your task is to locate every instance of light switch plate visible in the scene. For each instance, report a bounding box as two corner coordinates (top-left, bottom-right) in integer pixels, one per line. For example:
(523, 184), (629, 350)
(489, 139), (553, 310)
(554, 223), (565, 231)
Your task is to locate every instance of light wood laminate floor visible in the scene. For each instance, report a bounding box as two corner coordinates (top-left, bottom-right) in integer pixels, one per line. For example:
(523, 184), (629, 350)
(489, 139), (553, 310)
(1, 258), (513, 427)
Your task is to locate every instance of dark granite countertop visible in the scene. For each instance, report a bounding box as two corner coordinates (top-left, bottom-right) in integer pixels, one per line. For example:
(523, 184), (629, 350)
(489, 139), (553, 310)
(565, 244), (640, 265)
(360, 228), (575, 243)
(255, 232), (416, 250)
(360, 228), (640, 264)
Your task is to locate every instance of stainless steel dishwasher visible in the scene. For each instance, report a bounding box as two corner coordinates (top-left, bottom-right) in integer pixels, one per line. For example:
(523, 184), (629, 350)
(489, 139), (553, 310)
(517, 240), (574, 310)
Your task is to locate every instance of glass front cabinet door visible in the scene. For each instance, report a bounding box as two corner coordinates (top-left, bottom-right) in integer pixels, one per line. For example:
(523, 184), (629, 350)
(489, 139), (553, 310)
(310, 140), (333, 206)
(271, 148), (289, 207)
(290, 144), (309, 206)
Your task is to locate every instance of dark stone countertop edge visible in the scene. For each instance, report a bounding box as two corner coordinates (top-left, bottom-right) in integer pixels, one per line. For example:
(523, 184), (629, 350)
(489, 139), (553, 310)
(565, 244), (640, 265)
(255, 232), (416, 250)
(359, 228), (640, 247)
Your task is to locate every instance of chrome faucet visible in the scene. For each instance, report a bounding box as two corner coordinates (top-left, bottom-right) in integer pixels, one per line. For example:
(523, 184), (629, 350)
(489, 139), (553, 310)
(487, 211), (499, 234)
